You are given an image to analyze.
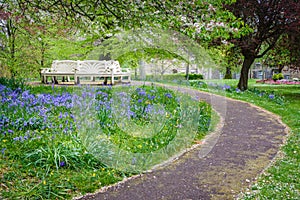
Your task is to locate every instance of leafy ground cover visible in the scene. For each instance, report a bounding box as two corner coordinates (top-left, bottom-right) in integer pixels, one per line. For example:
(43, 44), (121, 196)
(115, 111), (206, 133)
(190, 79), (300, 199)
(0, 79), (213, 199)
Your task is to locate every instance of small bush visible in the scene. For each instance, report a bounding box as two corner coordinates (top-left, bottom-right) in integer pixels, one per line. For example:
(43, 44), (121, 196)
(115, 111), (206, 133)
(277, 73), (284, 80)
(224, 73), (232, 79)
(189, 80), (208, 89)
(0, 77), (27, 91)
(185, 74), (204, 80)
(272, 74), (279, 81)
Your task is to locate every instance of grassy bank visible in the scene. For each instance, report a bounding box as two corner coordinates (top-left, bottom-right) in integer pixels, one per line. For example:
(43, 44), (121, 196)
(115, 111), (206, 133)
(0, 80), (214, 199)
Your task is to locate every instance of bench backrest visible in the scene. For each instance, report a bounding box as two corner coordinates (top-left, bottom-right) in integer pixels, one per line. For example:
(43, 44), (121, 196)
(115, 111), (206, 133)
(52, 60), (77, 73)
(77, 60), (111, 74)
(49, 60), (127, 74)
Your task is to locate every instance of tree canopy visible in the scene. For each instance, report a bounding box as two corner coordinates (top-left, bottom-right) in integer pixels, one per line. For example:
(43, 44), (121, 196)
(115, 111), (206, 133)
(0, 0), (299, 89)
(225, 0), (300, 90)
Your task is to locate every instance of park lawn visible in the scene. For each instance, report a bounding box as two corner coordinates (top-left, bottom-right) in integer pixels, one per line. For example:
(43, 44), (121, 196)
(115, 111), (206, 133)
(201, 79), (300, 199)
(0, 79), (214, 199)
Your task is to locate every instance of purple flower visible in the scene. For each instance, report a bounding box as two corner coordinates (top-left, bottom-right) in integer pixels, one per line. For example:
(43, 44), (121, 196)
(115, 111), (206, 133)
(148, 95), (155, 100)
(145, 105), (153, 113)
(1, 148), (6, 155)
(59, 161), (66, 167)
(138, 90), (146, 96)
(269, 94), (275, 99)
(13, 136), (21, 141)
(223, 84), (231, 90)
(165, 93), (172, 98)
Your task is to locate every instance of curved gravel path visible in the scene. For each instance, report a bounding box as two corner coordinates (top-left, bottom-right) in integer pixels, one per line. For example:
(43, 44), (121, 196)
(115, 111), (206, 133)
(78, 83), (288, 200)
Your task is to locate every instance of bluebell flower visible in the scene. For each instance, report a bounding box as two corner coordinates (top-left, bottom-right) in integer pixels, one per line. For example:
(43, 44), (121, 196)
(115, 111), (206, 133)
(138, 90), (146, 96)
(59, 161), (66, 167)
(223, 84), (231, 90)
(1, 148), (6, 155)
(165, 93), (172, 98)
(148, 95), (155, 100)
(13, 136), (22, 141)
(145, 105), (153, 113)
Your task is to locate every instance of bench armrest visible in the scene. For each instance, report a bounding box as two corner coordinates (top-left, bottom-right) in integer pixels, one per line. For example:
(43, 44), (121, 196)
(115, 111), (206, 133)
(40, 68), (53, 73)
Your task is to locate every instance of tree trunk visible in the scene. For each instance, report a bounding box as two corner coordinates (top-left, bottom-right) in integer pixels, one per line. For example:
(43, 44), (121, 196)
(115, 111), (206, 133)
(186, 62), (189, 80)
(237, 56), (255, 91)
(278, 64), (284, 73)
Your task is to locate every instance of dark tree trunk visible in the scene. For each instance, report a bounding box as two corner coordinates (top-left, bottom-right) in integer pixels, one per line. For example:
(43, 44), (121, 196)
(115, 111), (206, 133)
(237, 56), (255, 91)
(278, 64), (284, 73)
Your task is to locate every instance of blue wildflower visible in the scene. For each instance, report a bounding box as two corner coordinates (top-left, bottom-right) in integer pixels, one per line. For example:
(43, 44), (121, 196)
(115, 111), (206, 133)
(148, 95), (155, 100)
(269, 94), (275, 99)
(223, 84), (231, 90)
(138, 90), (146, 96)
(165, 93), (172, 98)
(59, 161), (66, 167)
(1, 148), (6, 155)
(145, 105), (153, 113)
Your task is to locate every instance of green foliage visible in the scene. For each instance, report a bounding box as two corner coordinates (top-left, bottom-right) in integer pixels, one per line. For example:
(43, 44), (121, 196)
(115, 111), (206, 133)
(272, 74), (279, 81)
(278, 73), (284, 80)
(0, 77), (27, 91)
(272, 73), (284, 81)
(224, 73), (232, 79)
(189, 80), (208, 89)
(185, 74), (204, 80)
(0, 83), (213, 199)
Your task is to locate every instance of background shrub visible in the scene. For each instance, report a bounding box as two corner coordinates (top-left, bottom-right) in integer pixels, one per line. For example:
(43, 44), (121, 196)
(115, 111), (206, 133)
(272, 74), (279, 81)
(185, 74), (204, 80)
(277, 73), (284, 80)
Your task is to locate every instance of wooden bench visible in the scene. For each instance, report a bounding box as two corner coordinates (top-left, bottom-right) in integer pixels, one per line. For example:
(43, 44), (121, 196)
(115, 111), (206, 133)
(41, 60), (131, 85)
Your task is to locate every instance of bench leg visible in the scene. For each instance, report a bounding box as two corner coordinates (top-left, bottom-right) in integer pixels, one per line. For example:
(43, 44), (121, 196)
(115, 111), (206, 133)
(41, 75), (46, 84)
(103, 77), (108, 85)
(54, 77), (58, 84)
(76, 77), (80, 85)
